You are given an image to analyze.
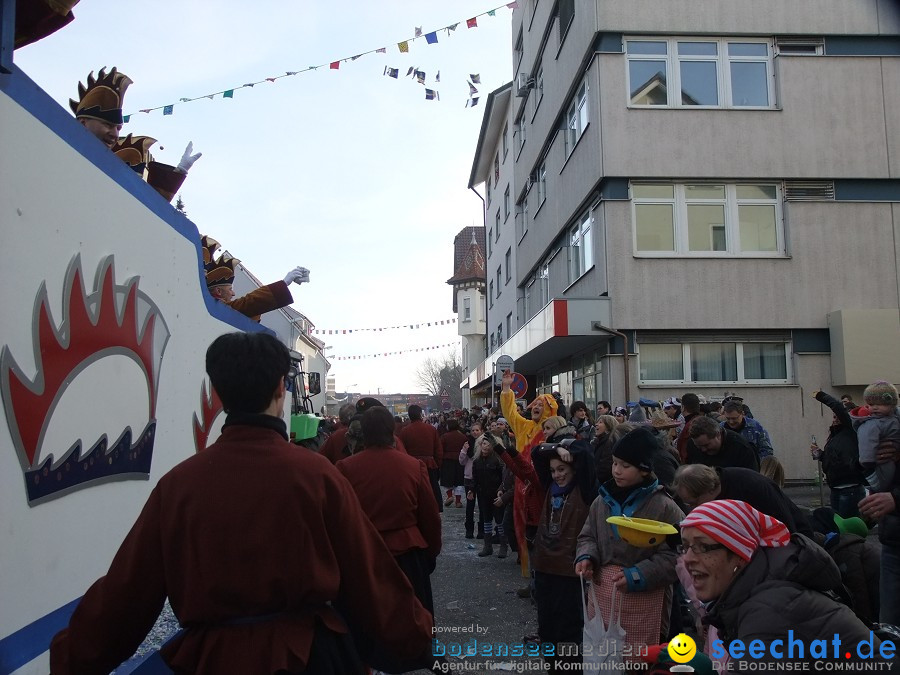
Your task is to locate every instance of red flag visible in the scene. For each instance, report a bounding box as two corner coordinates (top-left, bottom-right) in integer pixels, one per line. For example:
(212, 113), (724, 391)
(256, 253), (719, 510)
(467, 17), (477, 28)
(330, 61), (340, 70)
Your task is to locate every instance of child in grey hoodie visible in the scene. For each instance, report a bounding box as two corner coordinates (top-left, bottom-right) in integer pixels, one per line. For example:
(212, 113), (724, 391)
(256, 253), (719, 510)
(853, 380), (900, 492)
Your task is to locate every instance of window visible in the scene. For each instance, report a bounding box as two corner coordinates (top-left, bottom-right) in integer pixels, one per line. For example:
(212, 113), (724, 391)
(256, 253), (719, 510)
(486, 179), (492, 206)
(536, 69), (544, 104)
(498, 323), (504, 345)
(626, 38), (773, 108)
(506, 312), (512, 338)
(480, 295), (486, 321)
(537, 162), (547, 206)
(487, 228), (493, 257)
(516, 115), (527, 153)
(639, 341), (790, 384)
(568, 211), (593, 282)
(515, 29), (524, 69)
(538, 261), (550, 307)
(505, 248), (512, 282)
(496, 266), (502, 295)
(632, 183), (783, 256)
(495, 209), (501, 241)
(502, 123), (509, 159)
(515, 195), (528, 240)
(490, 332), (495, 351)
(504, 186), (511, 221)
(524, 276), (534, 317)
(494, 154), (500, 184)
(565, 82), (588, 157)
(489, 280), (494, 308)
(463, 297), (471, 322)
(558, 0), (574, 42)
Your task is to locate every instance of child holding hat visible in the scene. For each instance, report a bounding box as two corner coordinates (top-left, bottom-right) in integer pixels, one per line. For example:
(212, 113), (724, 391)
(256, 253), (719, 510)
(575, 427), (684, 662)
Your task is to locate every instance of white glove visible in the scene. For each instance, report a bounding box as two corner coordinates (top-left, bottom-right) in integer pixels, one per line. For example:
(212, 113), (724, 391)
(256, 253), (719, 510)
(283, 266), (310, 285)
(176, 141), (202, 173)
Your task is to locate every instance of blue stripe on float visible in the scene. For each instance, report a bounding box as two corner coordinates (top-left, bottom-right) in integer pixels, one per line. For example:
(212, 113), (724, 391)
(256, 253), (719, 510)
(0, 598), (80, 674)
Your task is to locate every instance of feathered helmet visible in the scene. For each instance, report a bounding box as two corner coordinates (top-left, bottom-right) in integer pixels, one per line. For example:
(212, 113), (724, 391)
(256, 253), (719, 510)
(200, 235), (240, 288)
(70, 67), (132, 125)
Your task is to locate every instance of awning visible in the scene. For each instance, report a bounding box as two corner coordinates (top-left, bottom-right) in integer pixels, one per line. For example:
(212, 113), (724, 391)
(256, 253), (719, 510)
(465, 297), (613, 390)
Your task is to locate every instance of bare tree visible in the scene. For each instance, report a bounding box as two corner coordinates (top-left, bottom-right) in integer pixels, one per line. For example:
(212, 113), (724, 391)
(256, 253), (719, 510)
(414, 349), (464, 410)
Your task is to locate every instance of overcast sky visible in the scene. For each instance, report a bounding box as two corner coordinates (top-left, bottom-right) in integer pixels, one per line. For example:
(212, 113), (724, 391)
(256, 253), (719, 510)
(15, 0), (512, 396)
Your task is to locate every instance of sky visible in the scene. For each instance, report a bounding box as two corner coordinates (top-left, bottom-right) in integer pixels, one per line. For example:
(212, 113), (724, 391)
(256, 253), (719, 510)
(15, 0), (512, 396)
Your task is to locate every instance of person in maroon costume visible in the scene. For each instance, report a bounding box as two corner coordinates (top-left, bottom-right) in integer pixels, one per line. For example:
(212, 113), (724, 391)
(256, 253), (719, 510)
(338, 405), (442, 618)
(50, 332), (433, 675)
(398, 403), (444, 511)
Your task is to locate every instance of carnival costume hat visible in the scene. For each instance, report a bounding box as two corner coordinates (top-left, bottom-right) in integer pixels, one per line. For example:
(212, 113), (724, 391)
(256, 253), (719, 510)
(70, 67), (132, 125)
(611, 426), (657, 473)
(681, 499), (791, 561)
(111, 134), (157, 171)
(200, 236), (240, 288)
(355, 397), (385, 413)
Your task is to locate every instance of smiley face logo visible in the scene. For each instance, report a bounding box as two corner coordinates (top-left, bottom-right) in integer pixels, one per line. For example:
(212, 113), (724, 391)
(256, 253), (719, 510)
(667, 633), (697, 664)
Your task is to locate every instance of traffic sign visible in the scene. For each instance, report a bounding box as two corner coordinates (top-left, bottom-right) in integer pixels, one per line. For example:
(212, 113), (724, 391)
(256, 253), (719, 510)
(508, 372), (528, 398)
(495, 355), (514, 384)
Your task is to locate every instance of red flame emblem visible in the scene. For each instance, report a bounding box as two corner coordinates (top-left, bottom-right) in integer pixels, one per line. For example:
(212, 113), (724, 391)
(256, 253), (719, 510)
(193, 380), (223, 452)
(1, 255), (169, 503)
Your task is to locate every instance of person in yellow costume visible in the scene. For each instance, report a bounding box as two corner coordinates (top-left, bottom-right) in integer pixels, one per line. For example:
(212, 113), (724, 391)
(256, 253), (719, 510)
(499, 370), (558, 585)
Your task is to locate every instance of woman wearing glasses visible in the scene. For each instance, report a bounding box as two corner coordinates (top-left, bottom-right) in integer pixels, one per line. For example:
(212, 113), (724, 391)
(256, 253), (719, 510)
(575, 427), (684, 663)
(680, 500), (880, 669)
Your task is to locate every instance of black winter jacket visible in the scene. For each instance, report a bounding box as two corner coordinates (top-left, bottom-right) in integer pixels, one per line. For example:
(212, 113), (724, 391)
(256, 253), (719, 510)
(815, 391), (865, 488)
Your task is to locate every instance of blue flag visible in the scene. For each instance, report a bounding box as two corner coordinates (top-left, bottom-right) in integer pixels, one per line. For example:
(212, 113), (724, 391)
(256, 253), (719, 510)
(163, 105), (174, 115)
(425, 31), (438, 44)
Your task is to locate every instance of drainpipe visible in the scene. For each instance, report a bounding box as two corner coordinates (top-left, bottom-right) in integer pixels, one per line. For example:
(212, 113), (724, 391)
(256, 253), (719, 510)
(591, 323), (630, 407)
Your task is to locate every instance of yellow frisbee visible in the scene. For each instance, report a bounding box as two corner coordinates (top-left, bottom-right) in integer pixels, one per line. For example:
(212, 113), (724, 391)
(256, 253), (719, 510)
(607, 516), (677, 547)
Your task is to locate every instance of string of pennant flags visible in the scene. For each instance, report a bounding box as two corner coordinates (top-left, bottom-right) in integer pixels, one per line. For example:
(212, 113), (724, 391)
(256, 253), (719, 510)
(123, 1), (518, 121)
(327, 342), (458, 361)
(311, 318), (457, 335)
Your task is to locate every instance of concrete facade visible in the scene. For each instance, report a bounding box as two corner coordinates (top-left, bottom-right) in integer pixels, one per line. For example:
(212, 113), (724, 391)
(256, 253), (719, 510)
(465, 0), (900, 479)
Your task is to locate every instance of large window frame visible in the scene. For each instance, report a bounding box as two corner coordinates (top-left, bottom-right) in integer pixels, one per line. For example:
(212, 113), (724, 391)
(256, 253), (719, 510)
(505, 248), (512, 283)
(638, 341), (792, 385)
(564, 81), (589, 158)
(462, 297), (471, 322)
(626, 37), (775, 109)
(631, 182), (785, 257)
(568, 210), (593, 283)
(536, 162), (547, 208)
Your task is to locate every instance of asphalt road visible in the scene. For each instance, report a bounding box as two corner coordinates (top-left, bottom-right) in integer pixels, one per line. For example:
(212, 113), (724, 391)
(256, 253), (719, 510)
(420, 502), (548, 674)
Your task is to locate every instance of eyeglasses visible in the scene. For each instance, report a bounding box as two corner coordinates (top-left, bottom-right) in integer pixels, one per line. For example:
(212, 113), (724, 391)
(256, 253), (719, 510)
(676, 542), (726, 555)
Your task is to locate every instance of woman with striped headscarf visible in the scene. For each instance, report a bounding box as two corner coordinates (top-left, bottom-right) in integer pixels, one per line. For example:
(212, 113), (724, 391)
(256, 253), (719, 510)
(680, 500), (881, 669)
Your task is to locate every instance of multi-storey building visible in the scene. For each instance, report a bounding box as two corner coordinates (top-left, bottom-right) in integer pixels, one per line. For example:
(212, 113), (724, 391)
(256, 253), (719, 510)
(448, 227), (488, 408)
(465, 1), (900, 478)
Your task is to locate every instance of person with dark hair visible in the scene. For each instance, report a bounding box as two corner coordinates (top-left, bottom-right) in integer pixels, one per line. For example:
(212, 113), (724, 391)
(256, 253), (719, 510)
(493, 425), (595, 673)
(399, 404), (444, 511)
(471, 433), (508, 557)
(721, 401), (774, 460)
(320, 403), (357, 464)
(568, 401), (594, 441)
(675, 393), (702, 462)
(672, 464), (811, 536)
(597, 400), (612, 417)
(686, 416), (760, 471)
(337, 407), (441, 620)
(440, 419), (467, 508)
(810, 390), (867, 518)
(50, 332), (433, 674)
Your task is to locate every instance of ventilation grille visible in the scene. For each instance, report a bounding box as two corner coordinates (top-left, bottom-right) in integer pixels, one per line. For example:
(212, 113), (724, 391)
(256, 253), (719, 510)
(784, 181), (835, 201)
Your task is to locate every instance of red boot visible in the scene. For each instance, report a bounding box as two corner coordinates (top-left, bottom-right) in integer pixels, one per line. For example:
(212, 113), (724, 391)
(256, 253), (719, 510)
(455, 495), (463, 508)
(444, 489), (454, 506)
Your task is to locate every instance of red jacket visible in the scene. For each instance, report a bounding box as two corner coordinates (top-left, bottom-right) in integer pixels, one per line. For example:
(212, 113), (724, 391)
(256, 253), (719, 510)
(319, 425), (349, 464)
(338, 446), (441, 559)
(49, 422), (432, 674)
(440, 430), (467, 464)
(398, 421), (442, 470)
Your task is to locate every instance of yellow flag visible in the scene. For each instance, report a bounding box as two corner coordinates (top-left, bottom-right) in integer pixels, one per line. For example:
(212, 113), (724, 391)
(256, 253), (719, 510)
(398, 41), (409, 53)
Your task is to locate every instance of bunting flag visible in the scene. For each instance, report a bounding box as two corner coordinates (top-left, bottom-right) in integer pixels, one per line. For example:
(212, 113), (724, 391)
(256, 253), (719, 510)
(425, 89), (439, 101)
(329, 342), (458, 361)
(465, 97), (480, 108)
(119, 3), (515, 118)
(470, 73), (481, 84)
(468, 82), (479, 95)
(415, 70), (426, 85)
(436, 71), (440, 82)
(384, 66), (399, 79)
(312, 318), (457, 335)
(406, 66), (416, 77)
(123, 114), (131, 123)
